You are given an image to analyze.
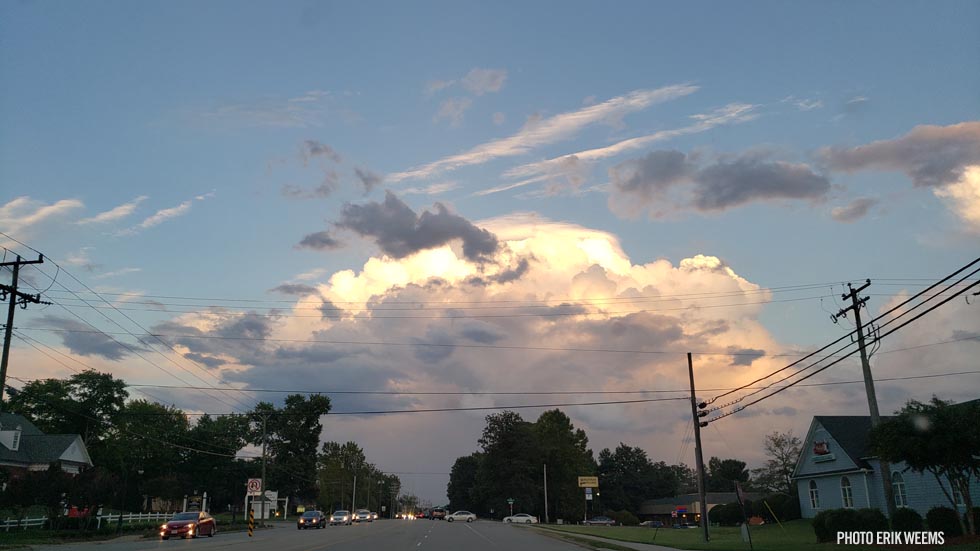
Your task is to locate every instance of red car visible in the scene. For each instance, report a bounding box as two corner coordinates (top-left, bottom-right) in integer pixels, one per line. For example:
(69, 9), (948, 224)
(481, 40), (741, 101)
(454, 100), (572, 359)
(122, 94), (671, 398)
(160, 511), (216, 539)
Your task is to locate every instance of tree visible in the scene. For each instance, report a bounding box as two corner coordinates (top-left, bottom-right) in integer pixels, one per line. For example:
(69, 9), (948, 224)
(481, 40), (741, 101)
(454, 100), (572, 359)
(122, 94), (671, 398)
(252, 394), (332, 502)
(476, 411), (540, 518)
(532, 409), (594, 521)
(871, 398), (980, 535)
(597, 444), (660, 513)
(751, 431), (802, 496)
(448, 453), (483, 512)
(706, 457), (750, 492)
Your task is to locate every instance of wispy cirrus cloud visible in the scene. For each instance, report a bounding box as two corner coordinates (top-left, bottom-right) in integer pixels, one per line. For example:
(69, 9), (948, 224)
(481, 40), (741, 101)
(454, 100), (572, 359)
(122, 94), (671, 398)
(77, 196), (148, 225)
(831, 197), (879, 223)
(434, 97), (473, 126)
(117, 193), (214, 236)
(390, 84), (699, 182)
(0, 197), (84, 238)
(93, 267), (142, 280)
(400, 182), (459, 196)
(460, 68), (507, 96)
(193, 90), (333, 129)
(477, 103), (757, 197)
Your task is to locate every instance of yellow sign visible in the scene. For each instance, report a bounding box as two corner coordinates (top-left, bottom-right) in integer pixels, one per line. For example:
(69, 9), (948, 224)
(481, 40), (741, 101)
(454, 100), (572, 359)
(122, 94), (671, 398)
(297, 506), (306, 513)
(578, 476), (598, 488)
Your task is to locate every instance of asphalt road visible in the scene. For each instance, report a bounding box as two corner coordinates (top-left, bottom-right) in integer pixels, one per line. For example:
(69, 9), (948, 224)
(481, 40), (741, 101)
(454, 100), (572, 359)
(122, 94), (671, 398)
(25, 520), (586, 551)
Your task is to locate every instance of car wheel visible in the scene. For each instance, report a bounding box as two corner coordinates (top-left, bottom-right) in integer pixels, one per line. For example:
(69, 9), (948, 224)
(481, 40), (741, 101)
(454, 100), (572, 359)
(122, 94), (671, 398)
(162, 537), (169, 540)
(467, 518), (473, 523)
(525, 520), (531, 524)
(505, 519), (511, 523)
(447, 517), (454, 522)
(208, 526), (215, 537)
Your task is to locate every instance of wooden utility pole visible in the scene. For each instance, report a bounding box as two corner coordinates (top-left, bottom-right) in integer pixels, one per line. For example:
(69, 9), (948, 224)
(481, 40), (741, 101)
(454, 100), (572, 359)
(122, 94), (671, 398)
(0, 254), (47, 410)
(833, 280), (896, 518)
(687, 353), (709, 543)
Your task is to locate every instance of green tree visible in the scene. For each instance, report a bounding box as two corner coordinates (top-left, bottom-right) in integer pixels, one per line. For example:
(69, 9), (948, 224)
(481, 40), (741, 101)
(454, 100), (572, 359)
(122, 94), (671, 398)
(597, 444), (660, 513)
(751, 431), (801, 496)
(870, 397), (980, 535)
(252, 394), (332, 502)
(448, 452), (483, 512)
(476, 411), (540, 518)
(706, 457), (750, 492)
(533, 409), (594, 522)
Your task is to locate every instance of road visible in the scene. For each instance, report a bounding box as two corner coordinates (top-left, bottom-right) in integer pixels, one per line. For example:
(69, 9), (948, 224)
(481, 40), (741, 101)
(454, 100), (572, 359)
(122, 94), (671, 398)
(25, 520), (586, 551)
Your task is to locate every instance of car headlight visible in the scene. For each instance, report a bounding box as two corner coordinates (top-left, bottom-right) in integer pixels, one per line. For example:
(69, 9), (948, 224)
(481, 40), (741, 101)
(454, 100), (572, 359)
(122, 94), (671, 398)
(161, 524), (167, 529)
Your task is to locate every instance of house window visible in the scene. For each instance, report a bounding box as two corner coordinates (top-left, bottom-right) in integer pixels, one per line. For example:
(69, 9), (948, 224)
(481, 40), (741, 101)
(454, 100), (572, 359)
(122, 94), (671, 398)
(841, 477), (854, 508)
(892, 472), (908, 507)
(809, 480), (820, 509)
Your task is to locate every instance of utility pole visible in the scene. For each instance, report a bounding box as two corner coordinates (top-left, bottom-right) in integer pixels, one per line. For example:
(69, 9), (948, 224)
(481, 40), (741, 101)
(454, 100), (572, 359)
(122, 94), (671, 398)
(833, 280), (896, 518)
(352, 474), (357, 511)
(688, 353), (709, 543)
(0, 254), (47, 411)
(543, 464), (549, 524)
(260, 413), (268, 526)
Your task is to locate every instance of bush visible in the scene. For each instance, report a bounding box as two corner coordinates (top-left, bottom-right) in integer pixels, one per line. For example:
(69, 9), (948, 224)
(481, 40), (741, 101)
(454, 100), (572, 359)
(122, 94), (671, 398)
(762, 493), (801, 521)
(891, 508), (923, 531)
(605, 510), (638, 526)
(856, 508), (888, 531)
(812, 508), (863, 543)
(708, 503), (744, 526)
(926, 506), (963, 537)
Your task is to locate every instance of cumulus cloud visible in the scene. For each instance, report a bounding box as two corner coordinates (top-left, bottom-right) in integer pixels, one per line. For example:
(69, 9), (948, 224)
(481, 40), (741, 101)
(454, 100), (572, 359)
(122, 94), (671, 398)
(820, 121), (980, 188)
(831, 197), (878, 223)
(77, 196), (147, 225)
(608, 151), (830, 217)
(388, 84), (699, 182)
(434, 97), (472, 126)
(460, 68), (507, 96)
(332, 191), (499, 262)
(933, 165), (980, 232)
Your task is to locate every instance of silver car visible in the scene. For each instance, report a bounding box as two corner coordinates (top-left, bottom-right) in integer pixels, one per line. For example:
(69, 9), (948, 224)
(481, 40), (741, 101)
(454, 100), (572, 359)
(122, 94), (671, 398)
(330, 510), (351, 525)
(447, 510), (477, 522)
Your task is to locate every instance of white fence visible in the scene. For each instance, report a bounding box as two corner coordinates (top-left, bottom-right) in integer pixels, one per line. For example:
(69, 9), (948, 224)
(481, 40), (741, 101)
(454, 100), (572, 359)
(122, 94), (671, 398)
(2, 511), (175, 532)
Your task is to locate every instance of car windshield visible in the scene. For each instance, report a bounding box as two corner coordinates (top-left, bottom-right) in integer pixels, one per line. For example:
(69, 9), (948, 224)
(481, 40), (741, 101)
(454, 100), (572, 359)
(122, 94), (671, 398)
(172, 513), (198, 521)
(334, 511), (349, 516)
(302, 511), (319, 517)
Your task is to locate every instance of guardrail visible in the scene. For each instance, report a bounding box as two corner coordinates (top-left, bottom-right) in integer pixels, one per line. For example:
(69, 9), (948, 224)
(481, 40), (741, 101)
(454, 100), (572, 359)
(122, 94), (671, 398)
(2, 511), (177, 532)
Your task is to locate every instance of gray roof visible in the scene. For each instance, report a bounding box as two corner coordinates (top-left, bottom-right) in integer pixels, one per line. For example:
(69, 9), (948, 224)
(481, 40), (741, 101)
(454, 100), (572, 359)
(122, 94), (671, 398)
(813, 416), (886, 469)
(0, 413), (88, 467)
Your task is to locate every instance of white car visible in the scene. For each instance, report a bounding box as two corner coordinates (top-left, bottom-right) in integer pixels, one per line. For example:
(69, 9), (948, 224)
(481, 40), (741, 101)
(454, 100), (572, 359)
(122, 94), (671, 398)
(354, 509), (372, 523)
(503, 513), (538, 524)
(446, 510), (477, 522)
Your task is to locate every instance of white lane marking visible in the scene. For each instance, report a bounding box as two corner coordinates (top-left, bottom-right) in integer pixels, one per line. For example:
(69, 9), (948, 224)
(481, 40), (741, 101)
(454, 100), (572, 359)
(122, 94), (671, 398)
(464, 523), (496, 545)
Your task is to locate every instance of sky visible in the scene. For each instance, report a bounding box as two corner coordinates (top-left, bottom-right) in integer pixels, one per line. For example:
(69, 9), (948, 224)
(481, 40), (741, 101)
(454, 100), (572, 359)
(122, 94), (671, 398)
(1, 1), (979, 505)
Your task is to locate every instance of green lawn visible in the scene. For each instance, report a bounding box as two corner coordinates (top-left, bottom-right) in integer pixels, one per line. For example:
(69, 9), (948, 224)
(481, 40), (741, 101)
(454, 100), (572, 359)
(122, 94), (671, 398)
(535, 521), (978, 551)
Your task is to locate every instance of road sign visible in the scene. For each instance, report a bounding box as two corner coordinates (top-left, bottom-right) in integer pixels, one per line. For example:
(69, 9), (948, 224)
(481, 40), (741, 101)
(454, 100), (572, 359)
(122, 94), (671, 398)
(507, 498), (515, 504)
(247, 478), (262, 495)
(671, 511), (678, 518)
(584, 487), (592, 495)
(578, 476), (598, 488)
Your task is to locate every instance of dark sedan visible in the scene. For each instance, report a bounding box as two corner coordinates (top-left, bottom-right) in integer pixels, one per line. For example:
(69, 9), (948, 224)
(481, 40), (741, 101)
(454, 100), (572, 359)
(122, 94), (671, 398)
(297, 510), (326, 529)
(160, 511), (216, 539)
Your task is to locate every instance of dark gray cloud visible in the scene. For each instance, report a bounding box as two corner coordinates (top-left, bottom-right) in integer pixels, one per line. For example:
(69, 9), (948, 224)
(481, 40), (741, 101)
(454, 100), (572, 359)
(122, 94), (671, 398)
(354, 167), (383, 195)
(281, 171), (339, 199)
(728, 347), (765, 366)
(335, 191), (499, 262)
(270, 283), (319, 296)
(41, 316), (143, 361)
(301, 140), (342, 164)
(493, 258), (531, 284)
(831, 197), (878, 223)
(152, 312), (277, 366)
(611, 150), (697, 200)
(771, 406), (798, 416)
(691, 156), (830, 211)
(297, 230), (344, 251)
(183, 352), (225, 369)
(609, 150), (830, 215)
(951, 329), (980, 341)
(820, 121), (980, 187)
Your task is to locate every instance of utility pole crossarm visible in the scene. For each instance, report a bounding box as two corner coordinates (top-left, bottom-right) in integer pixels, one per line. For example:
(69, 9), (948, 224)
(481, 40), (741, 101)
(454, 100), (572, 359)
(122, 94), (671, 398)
(1, 255), (46, 411)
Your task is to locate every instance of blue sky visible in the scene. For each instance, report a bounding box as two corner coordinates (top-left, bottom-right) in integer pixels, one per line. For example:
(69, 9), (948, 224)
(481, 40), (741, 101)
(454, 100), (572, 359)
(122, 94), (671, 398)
(2, 1), (979, 503)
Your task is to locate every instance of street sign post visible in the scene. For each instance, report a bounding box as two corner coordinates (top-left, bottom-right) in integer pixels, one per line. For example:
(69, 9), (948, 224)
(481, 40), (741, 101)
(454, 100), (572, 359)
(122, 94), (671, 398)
(507, 498), (514, 516)
(247, 479), (262, 495)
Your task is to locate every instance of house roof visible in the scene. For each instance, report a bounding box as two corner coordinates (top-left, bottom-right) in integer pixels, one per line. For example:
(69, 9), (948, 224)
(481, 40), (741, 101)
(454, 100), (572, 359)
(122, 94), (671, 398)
(812, 416), (888, 469)
(0, 413), (91, 467)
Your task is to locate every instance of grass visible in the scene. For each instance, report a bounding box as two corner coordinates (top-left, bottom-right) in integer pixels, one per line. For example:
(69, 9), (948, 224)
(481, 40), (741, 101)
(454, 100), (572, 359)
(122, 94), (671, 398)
(535, 520), (980, 551)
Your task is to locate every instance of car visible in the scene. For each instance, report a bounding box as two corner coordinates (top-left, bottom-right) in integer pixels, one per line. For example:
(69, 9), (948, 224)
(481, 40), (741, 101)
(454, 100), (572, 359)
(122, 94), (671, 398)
(672, 522), (699, 529)
(446, 510), (477, 522)
(503, 513), (538, 524)
(297, 510), (326, 529)
(640, 520), (665, 528)
(430, 507), (447, 520)
(583, 516), (616, 526)
(354, 509), (372, 523)
(416, 511), (427, 519)
(160, 511), (216, 539)
(330, 510), (352, 525)
(371, 511), (378, 520)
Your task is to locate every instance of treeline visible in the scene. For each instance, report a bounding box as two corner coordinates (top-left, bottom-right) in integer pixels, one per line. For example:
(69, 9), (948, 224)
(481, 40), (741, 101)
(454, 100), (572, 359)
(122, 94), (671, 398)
(448, 409), (805, 522)
(1, 370), (398, 519)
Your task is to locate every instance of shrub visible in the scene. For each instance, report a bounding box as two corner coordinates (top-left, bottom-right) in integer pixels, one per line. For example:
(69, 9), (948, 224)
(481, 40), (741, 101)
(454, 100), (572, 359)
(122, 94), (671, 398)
(763, 493), (801, 521)
(812, 508), (862, 543)
(605, 510), (639, 526)
(926, 506), (963, 537)
(890, 508), (923, 531)
(856, 508), (888, 531)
